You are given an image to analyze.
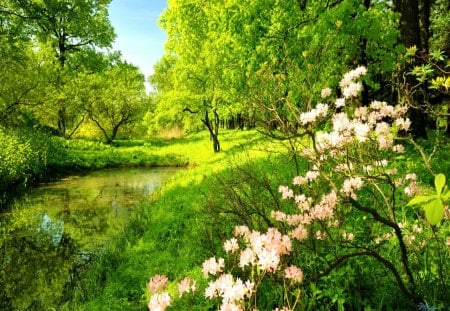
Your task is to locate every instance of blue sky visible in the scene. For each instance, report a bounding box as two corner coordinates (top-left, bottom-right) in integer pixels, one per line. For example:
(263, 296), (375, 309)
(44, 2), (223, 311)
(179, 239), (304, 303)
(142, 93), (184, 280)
(108, 0), (167, 80)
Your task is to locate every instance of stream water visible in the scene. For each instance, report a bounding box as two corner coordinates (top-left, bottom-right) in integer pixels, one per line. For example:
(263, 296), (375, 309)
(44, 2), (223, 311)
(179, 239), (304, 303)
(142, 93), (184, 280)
(0, 167), (178, 310)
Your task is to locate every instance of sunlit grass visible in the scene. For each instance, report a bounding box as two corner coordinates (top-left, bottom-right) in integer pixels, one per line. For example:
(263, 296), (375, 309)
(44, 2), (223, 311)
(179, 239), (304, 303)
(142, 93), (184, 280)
(71, 129), (285, 310)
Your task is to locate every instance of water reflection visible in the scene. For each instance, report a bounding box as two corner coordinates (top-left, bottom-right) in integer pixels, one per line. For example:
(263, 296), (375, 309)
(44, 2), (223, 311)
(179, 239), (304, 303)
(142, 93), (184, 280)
(0, 167), (177, 310)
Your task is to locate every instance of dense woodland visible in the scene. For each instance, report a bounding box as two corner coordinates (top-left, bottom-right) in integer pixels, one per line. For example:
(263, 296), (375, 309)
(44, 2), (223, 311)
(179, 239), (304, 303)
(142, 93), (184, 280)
(1, 0), (450, 310)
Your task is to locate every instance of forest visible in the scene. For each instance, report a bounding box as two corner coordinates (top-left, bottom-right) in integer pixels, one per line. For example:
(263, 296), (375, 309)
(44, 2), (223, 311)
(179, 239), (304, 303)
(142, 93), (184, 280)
(0, 0), (449, 310)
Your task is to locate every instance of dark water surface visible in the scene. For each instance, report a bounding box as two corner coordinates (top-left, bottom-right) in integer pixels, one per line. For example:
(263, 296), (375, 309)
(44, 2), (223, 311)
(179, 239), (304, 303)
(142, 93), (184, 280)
(0, 167), (178, 310)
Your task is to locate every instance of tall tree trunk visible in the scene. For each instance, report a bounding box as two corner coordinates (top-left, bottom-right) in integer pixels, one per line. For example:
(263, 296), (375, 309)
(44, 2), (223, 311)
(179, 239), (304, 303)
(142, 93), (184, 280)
(393, 0), (427, 138)
(420, 0), (431, 53)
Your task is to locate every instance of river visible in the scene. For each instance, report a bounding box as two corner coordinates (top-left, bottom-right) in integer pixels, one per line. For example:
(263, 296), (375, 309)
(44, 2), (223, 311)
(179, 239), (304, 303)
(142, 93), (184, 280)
(0, 167), (178, 310)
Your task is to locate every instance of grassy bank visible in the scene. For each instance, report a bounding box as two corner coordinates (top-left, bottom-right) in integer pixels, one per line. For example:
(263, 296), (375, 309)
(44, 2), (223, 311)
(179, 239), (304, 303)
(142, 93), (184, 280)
(67, 130), (290, 310)
(0, 127), (189, 208)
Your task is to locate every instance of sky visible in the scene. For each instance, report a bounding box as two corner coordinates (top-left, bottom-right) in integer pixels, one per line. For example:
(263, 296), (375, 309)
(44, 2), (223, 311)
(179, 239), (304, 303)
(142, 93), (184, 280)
(108, 0), (167, 81)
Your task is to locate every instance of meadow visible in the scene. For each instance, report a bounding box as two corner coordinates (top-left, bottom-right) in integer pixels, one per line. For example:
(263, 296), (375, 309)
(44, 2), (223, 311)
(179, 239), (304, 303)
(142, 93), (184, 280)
(1, 126), (449, 310)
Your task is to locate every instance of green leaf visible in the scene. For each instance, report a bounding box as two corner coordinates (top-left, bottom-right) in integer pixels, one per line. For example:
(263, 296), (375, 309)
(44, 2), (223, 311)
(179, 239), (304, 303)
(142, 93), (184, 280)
(434, 173), (446, 196)
(407, 195), (434, 206)
(442, 190), (450, 201)
(423, 199), (444, 226)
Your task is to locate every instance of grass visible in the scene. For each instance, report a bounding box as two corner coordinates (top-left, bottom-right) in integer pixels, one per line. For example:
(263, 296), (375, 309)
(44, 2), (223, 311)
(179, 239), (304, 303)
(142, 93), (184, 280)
(66, 129), (284, 310)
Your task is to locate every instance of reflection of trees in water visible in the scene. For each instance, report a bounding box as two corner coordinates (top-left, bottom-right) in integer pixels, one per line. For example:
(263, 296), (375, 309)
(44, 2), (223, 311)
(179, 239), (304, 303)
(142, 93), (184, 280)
(0, 168), (177, 309)
(0, 214), (81, 310)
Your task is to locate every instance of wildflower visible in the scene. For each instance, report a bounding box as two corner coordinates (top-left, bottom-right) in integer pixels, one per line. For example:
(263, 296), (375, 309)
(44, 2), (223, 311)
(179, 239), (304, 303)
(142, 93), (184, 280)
(378, 134), (394, 150)
(316, 230), (324, 240)
(405, 173), (417, 181)
(294, 194), (307, 204)
(289, 225), (308, 241)
(204, 274), (254, 309)
(178, 277), (197, 297)
(278, 185), (294, 200)
(375, 122), (390, 135)
(300, 103), (329, 125)
(395, 117), (411, 131)
(234, 225), (250, 237)
(339, 66), (367, 88)
(321, 87), (332, 98)
(353, 122), (370, 142)
(224, 238), (239, 254)
(257, 248), (280, 272)
(148, 275), (168, 294)
(239, 248), (256, 268)
(284, 265), (303, 283)
(354, 106), (368, 119)
(293, 176), (307, 186)
(343, 82), (362, 98)
(271, 210), (287, 222)
(202, 256), (225, 277)
(394, 104), (408, 116)
(148, 292), (171, 311)
(342, 176), (363, 199)
(335, 97), (346, 108)
(392, 144), (405, 153)
(404, 182), (419, 197)
(305, 170), (320, 181)
(342, 232), (355, 241)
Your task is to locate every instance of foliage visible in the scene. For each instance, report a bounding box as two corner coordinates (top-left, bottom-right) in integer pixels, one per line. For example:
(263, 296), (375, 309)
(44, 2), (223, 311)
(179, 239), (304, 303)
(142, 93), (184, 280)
(0, 126), (56, 203)
(146, 68), (449, 310)
(408, 173), (449, 226)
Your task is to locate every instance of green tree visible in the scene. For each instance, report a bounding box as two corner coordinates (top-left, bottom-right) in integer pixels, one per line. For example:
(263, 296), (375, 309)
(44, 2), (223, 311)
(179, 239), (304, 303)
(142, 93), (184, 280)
(85, 62), (147, 144)
(3, 0), (116, 137)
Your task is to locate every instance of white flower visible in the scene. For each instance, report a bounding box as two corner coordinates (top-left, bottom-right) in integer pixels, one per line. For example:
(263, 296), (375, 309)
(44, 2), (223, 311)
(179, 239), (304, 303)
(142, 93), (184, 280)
(321, 87), (332, 98)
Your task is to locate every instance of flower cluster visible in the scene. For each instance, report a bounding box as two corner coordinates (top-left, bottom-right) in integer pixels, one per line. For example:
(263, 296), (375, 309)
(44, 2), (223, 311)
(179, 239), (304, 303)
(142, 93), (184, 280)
(204, 274), (254, 310)
(146, 67), (444, 310)
(200, 226), (296, 310)
(147, 275), (197, 311)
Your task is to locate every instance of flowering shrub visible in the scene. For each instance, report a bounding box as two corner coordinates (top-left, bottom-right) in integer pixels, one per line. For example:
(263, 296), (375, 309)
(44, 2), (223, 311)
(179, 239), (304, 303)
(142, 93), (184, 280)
(146, 67), (449, 310)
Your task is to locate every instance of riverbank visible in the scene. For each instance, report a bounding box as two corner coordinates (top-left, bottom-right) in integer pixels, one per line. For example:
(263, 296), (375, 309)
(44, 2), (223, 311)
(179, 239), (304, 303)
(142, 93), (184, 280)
(0, 128), (189, 209)
(66, 129), (285, 310)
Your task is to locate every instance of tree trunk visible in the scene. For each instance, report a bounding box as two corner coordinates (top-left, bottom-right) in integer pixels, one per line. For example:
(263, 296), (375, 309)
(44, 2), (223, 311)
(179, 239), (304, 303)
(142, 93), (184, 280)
(393, 0), (427, 138)
(201, 107), (221, 153)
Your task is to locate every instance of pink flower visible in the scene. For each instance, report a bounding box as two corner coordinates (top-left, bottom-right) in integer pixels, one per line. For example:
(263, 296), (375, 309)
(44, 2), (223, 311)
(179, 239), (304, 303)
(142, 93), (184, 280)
(342, 176), (363, 199)
(293, 176), (308, 186)
(234, 225), (250, 238)
(257, 249), (280, 272)
(299, 103), (329, 125)
(204, 274), (254, 309)
(178, 277), (197, 297)
(239, 248), (256, 268)
(284, 265), (303, 283)
(148, 275), (168, 294)
(148, 292), (171, 311)
(202, 256), (225, 277)
(305, 170), (320, 181)
(289, 225), (308, 241)
(224, 238), (239, 254)
(271, 210), (287, 222)
(404, 182), (419, 197)
(395, 117), (411, 131)
(278, 185), (294, 200)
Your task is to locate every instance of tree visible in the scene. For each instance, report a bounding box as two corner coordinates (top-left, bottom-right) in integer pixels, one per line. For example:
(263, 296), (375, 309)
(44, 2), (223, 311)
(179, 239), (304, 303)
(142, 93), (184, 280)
(85, 62), (147, 144)
(3, 0), (116, 137)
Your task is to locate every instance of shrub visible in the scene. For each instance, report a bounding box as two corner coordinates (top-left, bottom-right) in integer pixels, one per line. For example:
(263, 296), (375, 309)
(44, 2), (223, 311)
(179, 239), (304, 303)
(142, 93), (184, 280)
(146, 67), (449, 310)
